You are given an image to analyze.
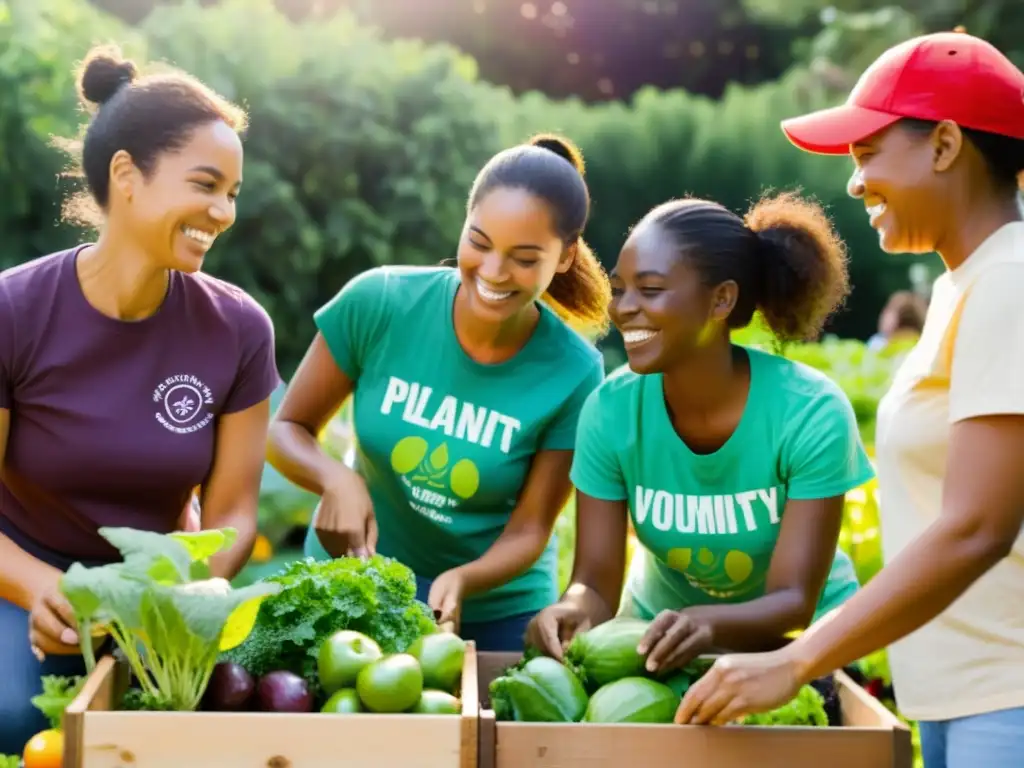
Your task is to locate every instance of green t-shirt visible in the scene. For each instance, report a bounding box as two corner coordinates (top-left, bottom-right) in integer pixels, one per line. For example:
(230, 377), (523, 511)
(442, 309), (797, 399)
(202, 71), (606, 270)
(570, 347), (873, 622)
(305, 266), (604, 622)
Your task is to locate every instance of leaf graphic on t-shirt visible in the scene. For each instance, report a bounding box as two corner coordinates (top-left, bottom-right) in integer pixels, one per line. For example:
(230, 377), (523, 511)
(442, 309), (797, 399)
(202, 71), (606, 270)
(428, 443), (449, 471)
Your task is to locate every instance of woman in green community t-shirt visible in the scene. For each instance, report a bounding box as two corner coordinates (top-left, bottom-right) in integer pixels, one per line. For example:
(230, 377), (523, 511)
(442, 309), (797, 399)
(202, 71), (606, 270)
(526, 192), (874, 672)
(267, 134), (610, 651)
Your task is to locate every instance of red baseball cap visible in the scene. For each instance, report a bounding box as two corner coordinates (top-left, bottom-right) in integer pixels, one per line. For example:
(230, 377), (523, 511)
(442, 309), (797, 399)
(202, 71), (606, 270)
(781, 31), (1024, 155)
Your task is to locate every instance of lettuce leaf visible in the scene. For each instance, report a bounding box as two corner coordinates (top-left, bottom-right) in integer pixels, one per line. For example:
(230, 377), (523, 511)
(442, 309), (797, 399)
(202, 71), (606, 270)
(60, 526), (280, 711)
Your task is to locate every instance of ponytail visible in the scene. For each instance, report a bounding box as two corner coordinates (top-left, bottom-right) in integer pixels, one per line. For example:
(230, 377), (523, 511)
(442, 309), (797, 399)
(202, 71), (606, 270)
(744, 192), (849, 342)
(543, 237), (611, 338)
(468, 132), (611, 338)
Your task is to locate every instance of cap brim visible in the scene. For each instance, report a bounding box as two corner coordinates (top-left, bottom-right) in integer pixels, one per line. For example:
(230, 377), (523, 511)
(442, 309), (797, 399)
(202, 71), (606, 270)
(781, 104), (902, 155)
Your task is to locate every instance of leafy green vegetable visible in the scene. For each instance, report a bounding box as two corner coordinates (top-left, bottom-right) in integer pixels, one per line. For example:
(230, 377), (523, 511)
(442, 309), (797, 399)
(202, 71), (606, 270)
(0, 755), (20, 768)
(222, 555), (437, 688)
(740, 684), (829, 727)
(31, 674), (86, 729)
(60, 527), (280, 711)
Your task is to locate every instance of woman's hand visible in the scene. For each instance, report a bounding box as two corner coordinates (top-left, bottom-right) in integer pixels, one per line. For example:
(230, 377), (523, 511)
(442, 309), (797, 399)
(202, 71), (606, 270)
(525, 602), (595, 660)
(428, 569), (466, 634)
(313, 472), (378, 558)
(637, 609), (715, 674)
(28, 576), (82, 660)
(674, 647), (805, 725)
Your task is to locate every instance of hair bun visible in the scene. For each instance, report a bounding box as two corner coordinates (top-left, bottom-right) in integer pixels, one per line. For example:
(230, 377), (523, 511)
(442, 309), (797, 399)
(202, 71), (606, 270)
(78, 45), (138, 107)
(528, 133), (585, 176)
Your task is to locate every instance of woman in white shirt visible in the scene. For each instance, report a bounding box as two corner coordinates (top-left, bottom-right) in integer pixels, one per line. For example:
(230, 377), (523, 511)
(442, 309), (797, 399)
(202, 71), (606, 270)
(675, 31), (1024, 768)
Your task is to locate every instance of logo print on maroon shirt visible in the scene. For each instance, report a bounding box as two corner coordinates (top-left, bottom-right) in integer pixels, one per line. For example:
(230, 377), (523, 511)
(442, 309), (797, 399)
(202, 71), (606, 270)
(153, 373), (215, 434)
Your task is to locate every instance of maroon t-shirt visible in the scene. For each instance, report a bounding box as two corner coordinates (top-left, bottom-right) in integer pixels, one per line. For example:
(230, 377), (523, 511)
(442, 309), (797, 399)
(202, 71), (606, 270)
(0, 246), (280, 564)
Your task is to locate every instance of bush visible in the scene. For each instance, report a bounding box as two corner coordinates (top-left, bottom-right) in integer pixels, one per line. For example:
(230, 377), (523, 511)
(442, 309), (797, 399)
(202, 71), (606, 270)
(3, 0), (922, 375)
(495, 71), (925, 342)
(137, 0), (505, 375)
(0, 0), (141, 260)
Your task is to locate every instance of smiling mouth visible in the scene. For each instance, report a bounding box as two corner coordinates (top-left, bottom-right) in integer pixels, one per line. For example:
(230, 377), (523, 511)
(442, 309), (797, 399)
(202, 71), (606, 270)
(621, 329), (659, 347)
(181, 225), (217, 249)
(476, 277), (515, 302)
(866, 203), (887, 227)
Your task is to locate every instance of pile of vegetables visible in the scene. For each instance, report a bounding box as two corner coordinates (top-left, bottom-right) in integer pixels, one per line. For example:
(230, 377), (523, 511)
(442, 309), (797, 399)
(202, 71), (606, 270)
(220, 554), (438, 691)
(50, 527), (449, 718)
(59, 527), (281, 712)
(490, 617), (831, 727)
(202, 629), (466, 715)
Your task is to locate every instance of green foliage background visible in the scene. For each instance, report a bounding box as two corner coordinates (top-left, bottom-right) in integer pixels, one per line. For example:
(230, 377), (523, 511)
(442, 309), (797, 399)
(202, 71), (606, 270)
(1, 0), (932, 378)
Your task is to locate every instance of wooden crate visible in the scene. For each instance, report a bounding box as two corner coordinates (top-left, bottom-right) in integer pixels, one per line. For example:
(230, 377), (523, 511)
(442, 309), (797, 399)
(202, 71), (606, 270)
(62, 642), (479, 768)
(476, 652), (912, 768)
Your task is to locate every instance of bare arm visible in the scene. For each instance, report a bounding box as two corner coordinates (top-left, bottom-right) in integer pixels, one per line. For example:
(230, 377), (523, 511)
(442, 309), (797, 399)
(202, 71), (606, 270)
(267, 334), (356, 495)
(454, 450), (575, 597)
(202, 398), (271, 580)
(679, 495), (845, 652)
(792, 415), (1024, 682)
(559, 491), (630, 626)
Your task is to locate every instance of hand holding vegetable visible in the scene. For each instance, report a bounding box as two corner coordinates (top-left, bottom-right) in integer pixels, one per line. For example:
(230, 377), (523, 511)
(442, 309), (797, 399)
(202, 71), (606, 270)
(674, 647), (805, 725)
(636, 609), (714, 675)
(428, 569), (465, 634)
(313, 472), (378, 558)
(525, 602), (595, 661)
(28, 575), (82, 659)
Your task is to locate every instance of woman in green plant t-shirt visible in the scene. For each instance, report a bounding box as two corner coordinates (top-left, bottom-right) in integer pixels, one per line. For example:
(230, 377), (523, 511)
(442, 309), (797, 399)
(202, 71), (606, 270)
(527, 192), (874, 674)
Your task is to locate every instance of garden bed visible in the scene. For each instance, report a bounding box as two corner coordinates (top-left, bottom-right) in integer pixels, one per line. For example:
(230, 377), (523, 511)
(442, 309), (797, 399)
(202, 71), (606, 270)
(61, 643), (479, 768)
(475, 651), (912, 768)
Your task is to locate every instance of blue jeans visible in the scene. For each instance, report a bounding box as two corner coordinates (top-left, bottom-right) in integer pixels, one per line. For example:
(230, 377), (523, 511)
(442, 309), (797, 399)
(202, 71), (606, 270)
(919, 706), (1024, 768)
(0, 596), (90, 755)
(0, 521), (107, 755)
(414, 576), (535, 652)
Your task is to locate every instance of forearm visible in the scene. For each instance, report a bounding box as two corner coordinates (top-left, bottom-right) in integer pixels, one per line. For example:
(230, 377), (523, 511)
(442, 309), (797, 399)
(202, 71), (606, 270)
(681, 589), (811, 653)
(206, 509), (259, 581)
(456, 527), (550, 598)
(793, 516), (1007, 683)
(559, 559), (624, 627)
(267, 420), (353, 495)
(0, 531), (60, 610)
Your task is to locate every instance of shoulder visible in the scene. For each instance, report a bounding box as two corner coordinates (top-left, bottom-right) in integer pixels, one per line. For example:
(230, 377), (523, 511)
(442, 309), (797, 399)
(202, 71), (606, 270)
(540, 309), (605, 375)
(182, 273), (275, 360)
(750, 347), (854, 424)
(0, 248), (75, 305)
(338, 265), (455, 307)
(187, 272), (272, 331)
(583, 363), (643, 417)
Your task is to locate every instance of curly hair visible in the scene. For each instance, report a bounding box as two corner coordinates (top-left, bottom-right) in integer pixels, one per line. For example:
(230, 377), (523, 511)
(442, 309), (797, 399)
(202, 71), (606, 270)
(645, 190), (850, 342)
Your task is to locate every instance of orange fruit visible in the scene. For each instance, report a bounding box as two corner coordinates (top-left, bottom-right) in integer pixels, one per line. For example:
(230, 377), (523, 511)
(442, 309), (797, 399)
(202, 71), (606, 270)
(24, 728), (63, 768)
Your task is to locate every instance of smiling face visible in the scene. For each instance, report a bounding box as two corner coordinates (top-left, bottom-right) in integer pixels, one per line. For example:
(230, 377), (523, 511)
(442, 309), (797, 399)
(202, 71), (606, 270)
(610, 220), (729, 374)
(848, 121), (959, 255)
(116, 120), (243, 273)
(457, 186), (573, 323)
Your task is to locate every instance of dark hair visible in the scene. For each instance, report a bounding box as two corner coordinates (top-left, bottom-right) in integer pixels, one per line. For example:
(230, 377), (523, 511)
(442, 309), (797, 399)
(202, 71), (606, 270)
(58, 44), (247, 227)
(467, 133), (611, 335)
(900, 118), (1024, 192)
(645, 191), (850, 342)
(883, 290), (928, 333)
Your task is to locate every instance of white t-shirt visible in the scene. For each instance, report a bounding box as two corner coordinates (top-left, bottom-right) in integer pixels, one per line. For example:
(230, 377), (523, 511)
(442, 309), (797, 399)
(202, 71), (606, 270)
(876, 221), (1024, 722)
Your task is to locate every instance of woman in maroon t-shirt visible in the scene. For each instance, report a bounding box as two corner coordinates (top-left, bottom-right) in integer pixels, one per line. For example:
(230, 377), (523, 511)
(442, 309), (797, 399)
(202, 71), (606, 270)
(0, 46), (279, 752)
